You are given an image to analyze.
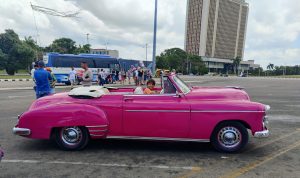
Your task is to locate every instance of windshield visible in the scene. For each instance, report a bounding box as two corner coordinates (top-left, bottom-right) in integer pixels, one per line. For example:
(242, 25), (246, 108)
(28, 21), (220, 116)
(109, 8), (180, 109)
(172, 75), (191, 94)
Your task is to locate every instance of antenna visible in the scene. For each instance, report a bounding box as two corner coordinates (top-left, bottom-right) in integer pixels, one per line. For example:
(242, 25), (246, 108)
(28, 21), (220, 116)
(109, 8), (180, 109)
(30, 2), (80, 47)
(30, 2), (41, 46)
(30, 3), (80, 18)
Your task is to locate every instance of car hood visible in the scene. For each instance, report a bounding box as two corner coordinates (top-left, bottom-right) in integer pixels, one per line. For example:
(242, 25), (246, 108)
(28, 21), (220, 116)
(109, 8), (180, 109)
(186, 86), (250, 100)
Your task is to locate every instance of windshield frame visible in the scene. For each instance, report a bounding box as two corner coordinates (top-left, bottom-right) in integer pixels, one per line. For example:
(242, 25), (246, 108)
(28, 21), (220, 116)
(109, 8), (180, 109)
(171, 75), (191, 95)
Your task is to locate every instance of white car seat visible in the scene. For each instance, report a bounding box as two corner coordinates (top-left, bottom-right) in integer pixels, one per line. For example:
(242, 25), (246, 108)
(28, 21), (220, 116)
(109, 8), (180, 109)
(133, 87), (144, 95)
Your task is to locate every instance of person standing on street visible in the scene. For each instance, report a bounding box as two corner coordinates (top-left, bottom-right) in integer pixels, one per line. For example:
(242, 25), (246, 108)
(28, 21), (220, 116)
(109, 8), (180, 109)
(111, 69), (116, 84)
(31, 64), (38, 94)
(81, 62), (93, 87)
(34, 61), (52, 99)
(69, 67), (77, 89)
(46, 68), (56, 94)
(98, 69), (105, 86)
(137, 67), (143, 86)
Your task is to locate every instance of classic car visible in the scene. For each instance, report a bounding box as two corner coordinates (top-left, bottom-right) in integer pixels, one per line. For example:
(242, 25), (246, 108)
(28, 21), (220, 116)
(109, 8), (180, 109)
(13, 74), (270, 152)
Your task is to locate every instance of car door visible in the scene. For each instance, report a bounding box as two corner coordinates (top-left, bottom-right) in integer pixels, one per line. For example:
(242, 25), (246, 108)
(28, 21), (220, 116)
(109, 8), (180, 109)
(123, 79), (190, 139)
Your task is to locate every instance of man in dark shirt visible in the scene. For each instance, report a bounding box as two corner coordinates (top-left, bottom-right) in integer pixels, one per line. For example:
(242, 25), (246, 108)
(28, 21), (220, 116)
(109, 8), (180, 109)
(34, 61), (52, 99)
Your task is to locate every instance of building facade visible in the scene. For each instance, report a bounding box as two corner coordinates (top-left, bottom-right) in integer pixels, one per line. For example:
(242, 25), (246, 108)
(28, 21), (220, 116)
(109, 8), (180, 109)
(185, 0), (256, 73)
(90, 49), (119, 58)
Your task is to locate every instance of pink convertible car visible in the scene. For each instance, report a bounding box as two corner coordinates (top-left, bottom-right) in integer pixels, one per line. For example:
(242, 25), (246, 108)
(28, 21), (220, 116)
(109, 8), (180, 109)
(13, 74), (270, 152)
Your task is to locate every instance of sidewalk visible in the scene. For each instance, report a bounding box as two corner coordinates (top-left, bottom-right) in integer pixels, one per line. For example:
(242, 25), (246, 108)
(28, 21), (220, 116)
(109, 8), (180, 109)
(0, 79), (33, 82)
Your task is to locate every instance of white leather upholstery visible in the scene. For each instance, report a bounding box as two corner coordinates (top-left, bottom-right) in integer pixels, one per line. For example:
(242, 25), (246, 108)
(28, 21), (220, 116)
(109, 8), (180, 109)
(69, 86), (109, 98)
(133, 87), (144, 95)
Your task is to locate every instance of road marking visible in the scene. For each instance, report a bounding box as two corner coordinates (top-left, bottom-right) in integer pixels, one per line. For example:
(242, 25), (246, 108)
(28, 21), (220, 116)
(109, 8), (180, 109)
(1, 159), (198, 171)
(8, 95), (33, 99)
(220, 140), (300, 178)
(246, 129), (300, 152)
(176, 167), (202, 178)
(196, 129), (300, 177)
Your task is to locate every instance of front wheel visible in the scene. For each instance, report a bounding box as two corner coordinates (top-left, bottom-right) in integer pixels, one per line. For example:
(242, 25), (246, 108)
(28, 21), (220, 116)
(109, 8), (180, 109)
(55, 126), (89, 151)
(210, 121), (248, 153)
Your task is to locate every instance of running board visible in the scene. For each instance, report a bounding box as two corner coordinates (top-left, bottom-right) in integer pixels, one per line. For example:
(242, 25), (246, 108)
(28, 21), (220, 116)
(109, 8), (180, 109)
(106, 136), (210, 142)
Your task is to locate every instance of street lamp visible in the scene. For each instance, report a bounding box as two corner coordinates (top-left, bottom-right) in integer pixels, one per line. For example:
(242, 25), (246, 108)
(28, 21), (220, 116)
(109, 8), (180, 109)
(152, 0), (158, 74)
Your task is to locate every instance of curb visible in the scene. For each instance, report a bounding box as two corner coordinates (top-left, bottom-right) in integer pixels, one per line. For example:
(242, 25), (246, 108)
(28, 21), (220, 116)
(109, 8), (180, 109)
(0, 79), (33, 82)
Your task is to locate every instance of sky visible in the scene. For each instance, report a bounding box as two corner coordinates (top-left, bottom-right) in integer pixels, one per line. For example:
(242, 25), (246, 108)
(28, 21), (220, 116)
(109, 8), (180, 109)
(0, 0), (299, 68)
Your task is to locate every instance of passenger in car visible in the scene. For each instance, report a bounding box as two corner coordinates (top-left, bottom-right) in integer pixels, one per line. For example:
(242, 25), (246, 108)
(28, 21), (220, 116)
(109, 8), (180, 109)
(144, 79), (158, 94)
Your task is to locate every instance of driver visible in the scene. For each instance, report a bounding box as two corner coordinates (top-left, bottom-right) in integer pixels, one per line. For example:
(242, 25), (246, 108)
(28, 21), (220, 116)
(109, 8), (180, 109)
(144, 79), (158, 94)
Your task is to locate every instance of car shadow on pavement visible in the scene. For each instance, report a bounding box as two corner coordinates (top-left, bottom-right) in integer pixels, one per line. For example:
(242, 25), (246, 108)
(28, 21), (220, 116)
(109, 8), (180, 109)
(19, 139), (216, 154)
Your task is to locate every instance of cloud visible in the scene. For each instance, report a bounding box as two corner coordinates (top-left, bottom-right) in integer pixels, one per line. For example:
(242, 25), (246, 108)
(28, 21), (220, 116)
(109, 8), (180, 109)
(0, 0), (187, 61)
(245, 0), (300, 67)
(0, 0), (299, 68)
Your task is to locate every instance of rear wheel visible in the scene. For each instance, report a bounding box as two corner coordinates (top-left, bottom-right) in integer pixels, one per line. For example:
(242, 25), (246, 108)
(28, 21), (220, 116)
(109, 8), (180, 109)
(210, 121), (248, 153)
(55, 126), (89, 151)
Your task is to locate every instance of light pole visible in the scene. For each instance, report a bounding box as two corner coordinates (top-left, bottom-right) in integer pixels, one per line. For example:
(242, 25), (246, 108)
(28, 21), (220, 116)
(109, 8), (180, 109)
(145, 43), (148, 62)
(152, 0), (158, 74)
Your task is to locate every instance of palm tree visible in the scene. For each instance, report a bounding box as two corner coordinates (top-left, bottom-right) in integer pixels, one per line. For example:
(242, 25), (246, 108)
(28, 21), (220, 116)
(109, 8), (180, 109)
(231, 57), (242, 75)
(267, 63), (274, 76)
(267, 63), (274, 70)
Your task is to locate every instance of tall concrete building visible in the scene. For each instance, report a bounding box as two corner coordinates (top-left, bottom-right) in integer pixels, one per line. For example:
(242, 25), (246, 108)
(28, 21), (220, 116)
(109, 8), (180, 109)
(185, 0), (255, 73)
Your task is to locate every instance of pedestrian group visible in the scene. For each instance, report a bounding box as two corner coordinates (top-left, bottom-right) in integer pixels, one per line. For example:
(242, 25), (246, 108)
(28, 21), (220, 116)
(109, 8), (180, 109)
(31, 61), (154, 99)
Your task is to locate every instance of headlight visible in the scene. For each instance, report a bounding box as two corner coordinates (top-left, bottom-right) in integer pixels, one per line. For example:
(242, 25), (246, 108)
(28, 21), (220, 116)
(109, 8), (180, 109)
(263, 116), (269, 128)
(265, 105), (271, 111)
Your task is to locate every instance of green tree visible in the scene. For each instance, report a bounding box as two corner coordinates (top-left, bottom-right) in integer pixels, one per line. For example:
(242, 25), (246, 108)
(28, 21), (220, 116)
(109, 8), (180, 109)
(188, 54), (208, 75)
(158, 48), (187, 73)
(0, 29), (35, 75)
(156, 55), (168, 69)
(0, 49), (8, 70)
(156, 48), (208, 75)
(49, 38), (77, 54)
(0, 29), (20, 54)
(75, 44), (91, 54)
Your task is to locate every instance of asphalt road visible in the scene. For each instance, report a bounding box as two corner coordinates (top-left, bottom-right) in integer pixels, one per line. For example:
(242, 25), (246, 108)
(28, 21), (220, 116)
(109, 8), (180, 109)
(0, 76), (300, 178)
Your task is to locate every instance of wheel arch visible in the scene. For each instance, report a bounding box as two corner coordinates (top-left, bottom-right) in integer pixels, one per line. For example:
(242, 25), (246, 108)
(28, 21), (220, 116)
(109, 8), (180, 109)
(20, 104), (109, 139)
(213, 119), (251, 133)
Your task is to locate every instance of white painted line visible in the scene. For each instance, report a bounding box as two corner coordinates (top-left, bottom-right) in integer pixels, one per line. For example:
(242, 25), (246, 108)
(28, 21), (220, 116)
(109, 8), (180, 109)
(0, 87), (33, 91)
(1, 159), (196, 170)
(8, 95), (34, 99)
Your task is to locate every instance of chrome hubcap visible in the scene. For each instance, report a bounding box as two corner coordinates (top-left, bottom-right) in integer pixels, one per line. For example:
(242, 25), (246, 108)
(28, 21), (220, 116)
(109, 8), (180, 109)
(61, 127), (82, 146)
(218, 127), (241, 148)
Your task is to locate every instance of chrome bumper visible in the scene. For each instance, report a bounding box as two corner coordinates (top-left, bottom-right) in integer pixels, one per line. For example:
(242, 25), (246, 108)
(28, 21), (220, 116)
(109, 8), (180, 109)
(13, 127), (31, 136)
(254, 130), (270, 138)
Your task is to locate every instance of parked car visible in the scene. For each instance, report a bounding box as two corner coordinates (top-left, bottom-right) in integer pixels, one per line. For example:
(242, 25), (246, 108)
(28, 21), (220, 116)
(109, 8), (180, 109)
(13, 74), (270, 152)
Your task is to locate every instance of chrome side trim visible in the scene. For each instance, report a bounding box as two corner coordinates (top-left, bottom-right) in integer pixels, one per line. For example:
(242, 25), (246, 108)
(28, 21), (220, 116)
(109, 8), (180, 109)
(191, 110), (265, 113)
(126, 110), (190, 113)
(86, 125), (108, 128)
(88, 129), (107, 132)
(106, 136), (210, 142)
(90, 134), (105, 137)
